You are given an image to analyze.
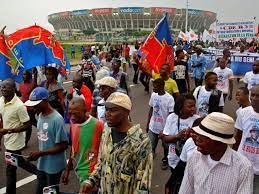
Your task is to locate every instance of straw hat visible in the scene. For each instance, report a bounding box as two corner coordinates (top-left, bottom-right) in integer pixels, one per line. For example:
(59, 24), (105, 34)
(193, 112), (236, 144)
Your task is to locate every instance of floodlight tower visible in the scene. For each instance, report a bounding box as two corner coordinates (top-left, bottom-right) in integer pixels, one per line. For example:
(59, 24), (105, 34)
(185, 0), (189, 33)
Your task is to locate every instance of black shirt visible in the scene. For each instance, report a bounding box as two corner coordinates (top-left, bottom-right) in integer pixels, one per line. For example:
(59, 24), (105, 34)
(173, 60), (188, 93)
(111, 128), (127, 144)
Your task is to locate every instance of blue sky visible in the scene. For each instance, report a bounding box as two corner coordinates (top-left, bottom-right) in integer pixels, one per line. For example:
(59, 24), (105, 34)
(1, 0), (258, 33)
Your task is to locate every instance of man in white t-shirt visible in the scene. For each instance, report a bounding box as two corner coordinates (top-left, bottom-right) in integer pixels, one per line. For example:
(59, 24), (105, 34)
(243, 60), (259, 91)
(193, 72), (224, 117)
(213, 57), (234, 101)
(146, 78), (174, 170)
(233, 85), (259, 193)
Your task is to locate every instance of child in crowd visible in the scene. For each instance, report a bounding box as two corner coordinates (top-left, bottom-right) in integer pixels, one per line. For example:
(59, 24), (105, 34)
(146, 78), (175, 170)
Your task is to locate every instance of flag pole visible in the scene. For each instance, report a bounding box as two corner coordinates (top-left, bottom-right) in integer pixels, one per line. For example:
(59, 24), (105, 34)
(185, 0), (189, 33)
(1, 26), (7, 34)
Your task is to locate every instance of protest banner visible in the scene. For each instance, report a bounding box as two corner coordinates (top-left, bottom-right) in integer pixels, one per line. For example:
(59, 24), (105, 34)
(203, 48), (259, 76)
(217, 21), (255, 40)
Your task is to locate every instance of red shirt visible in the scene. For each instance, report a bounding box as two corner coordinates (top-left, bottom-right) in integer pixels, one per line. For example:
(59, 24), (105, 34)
(19, 83), (33, 103)
(70, 85), (92, 112)
(124, 46), (130, 58)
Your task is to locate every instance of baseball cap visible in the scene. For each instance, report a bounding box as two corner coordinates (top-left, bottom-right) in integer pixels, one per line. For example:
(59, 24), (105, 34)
(104, 92), (132, 111)
(25, 87), (49, 107)
(95, 77), (117, 88)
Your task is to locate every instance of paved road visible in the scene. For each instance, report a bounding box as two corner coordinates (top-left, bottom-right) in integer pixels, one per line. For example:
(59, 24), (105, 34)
(0, 67), (253, 194)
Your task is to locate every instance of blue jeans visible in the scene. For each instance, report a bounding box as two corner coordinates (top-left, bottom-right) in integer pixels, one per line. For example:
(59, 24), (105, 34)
(148, 130), (168, 161)
(6, 149), (37, 194)
(36, 170), (62, 194)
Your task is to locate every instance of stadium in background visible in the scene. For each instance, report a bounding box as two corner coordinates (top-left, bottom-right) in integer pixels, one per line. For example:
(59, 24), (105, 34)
(48, 7), (216, 41)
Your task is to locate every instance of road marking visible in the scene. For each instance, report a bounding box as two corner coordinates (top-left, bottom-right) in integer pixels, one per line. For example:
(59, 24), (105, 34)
(0, 175), (37, 194)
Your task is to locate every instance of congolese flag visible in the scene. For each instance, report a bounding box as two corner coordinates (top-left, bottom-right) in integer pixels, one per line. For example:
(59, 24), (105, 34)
(5, 25), (70, 76)
(138, 14), (174, 73)
(0, 32), (13, 80)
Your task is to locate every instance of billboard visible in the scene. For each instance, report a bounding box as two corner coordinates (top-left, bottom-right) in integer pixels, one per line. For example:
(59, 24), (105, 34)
(119, 7), (143, 13)
(59, 11), (70, 17)
(217, 21), (255, 40)
(151, 7), (176, 15)
(72, 9), (88, 16)
(203, 11), (216, 19)
(188, 9), (202, 16)
(48, 14), (59, 19)
(91, 8), (112, 15)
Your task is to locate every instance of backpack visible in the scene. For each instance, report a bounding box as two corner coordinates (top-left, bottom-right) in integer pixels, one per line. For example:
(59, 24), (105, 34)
(193, 86), (222, 114)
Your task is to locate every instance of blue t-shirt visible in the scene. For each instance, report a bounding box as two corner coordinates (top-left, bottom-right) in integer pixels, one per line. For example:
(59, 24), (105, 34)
(190, 53), (207, 79)
(37, 110), (68, 174)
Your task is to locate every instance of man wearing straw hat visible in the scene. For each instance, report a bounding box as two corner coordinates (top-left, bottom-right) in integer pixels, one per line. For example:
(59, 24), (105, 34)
(179, 112), (254, 194)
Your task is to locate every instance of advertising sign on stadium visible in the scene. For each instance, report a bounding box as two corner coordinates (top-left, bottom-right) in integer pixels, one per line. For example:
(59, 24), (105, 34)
(151, 7), (176, 15)
(59, 11), (70, 17)
(203, 11), (216, 18)
(119, 7), (143, 13)
(91, 8), (112, 15)
(188, 9), (202, 16)
(72, 9), (88, 16)
(48, 14), (59, 19)
(217, 21), (255, 40)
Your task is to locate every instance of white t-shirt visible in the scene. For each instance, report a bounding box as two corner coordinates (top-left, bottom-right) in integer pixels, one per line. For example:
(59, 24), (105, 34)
(149, 92), (174, 134)
(243, 71), (259, 91)
(180, 138), (197, 162)
(163, 113), (199, 168)
(213, 67), (234, 94)
(193, 86), (224, 117)
(236, 107), (243, 119)
(97, 99), (107, 127)
(235, 106), (259, 175)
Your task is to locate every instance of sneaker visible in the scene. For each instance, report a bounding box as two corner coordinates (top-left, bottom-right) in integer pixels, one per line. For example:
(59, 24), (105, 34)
(161, 159), (168, 170)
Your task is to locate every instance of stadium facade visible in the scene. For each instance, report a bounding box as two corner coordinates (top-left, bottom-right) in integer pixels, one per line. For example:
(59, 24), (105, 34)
(48, 7), (216, 41)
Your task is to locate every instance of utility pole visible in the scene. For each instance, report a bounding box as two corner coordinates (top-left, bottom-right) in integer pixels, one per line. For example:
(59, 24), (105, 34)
(185, 0), (189, 33)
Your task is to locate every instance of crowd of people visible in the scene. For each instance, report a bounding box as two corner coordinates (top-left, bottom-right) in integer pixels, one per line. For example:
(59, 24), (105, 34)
(0, 40), (258, 194)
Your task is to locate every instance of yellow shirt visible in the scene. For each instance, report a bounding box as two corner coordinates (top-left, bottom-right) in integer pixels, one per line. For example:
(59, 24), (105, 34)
(0, 95), (30, 151)
(152, 73), (179, 95)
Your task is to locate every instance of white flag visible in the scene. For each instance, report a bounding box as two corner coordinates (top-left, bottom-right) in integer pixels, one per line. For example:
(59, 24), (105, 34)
(189, 29), (199, 41)
(178, 31), (187, 41)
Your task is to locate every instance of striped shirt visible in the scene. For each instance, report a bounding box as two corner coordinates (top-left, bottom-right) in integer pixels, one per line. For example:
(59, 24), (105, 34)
(179, 146), (254, 194)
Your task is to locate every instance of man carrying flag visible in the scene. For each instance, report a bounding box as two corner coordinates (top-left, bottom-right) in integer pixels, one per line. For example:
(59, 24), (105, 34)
(138, 14), (174, 74)
(138, 14), (179, 98)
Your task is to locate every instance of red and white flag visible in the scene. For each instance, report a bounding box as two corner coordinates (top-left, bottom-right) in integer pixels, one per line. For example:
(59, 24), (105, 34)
(189, 29), (199, 41)
(178, 31), (187, 41)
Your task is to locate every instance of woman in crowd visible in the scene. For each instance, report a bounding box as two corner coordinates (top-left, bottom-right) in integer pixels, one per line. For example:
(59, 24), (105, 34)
(42, 66), (66, 117)
(162, 94), (199, 194)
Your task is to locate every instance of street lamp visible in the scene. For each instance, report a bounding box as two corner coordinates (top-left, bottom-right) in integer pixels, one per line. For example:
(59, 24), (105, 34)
(185, 0), (189, 33)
